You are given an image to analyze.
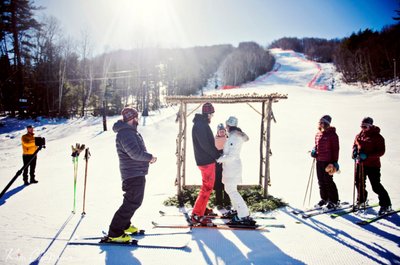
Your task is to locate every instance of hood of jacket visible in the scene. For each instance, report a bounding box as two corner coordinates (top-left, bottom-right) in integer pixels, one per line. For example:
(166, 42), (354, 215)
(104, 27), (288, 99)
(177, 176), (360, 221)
(193, 113), (208, 124)
(113, 120), (137, 133)
(229, 127), (249, 142)
(360, 125), (381, 137)
(322, 126), (336, 135)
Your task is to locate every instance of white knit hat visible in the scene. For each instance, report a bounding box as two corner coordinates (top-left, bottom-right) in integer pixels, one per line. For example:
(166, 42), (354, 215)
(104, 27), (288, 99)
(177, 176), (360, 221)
(226, 116), (238, 127)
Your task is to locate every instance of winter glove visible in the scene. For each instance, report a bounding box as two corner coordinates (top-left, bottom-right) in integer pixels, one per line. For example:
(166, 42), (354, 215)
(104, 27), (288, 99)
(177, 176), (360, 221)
(358, 153), (367, 161)
(311, 148), (317, 158)
(71, 143), (85, 157)
(333, 162), (340, 171)
(352, 146), (358, 159)
(325, 164), (336, 175)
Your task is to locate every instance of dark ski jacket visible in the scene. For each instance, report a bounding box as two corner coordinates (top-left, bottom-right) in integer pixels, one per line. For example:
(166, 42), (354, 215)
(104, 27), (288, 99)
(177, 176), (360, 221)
(113, 120), (153, 181)
(314, 126), (339, 162)
(353, 126), (385, 168)
(192, 114), (220, 166)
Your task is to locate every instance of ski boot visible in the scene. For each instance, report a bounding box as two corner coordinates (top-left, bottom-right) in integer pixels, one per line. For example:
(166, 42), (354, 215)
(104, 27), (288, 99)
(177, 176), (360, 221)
(191, 214), (214, 226)
(222, 210), (238, 219)
(227, 215), (256, 226)
(314, 199), (327, 208)
(204, 208), (217, 216)
(102, 233), (131, 243)
(324, 201), (339, 210)
(353, 200), (368, 211)
(378, 205), (392, 216)
(124, 225), (144, 235)
(30, 178), (38, 184)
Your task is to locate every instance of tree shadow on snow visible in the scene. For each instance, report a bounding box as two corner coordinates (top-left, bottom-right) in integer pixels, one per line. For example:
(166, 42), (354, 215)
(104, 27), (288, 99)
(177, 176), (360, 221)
(282, 208), (400, 264)
(0, 184), (26, 206)
(193, 228), (304, 265)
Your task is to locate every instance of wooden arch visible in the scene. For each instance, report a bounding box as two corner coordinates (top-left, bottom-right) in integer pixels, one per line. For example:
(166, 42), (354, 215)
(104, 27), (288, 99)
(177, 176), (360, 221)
(165, 93), (288, 198)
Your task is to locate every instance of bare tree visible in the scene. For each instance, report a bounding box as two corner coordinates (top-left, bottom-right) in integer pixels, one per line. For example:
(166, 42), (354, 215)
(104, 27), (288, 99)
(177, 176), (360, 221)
(78, 29), (93, 116)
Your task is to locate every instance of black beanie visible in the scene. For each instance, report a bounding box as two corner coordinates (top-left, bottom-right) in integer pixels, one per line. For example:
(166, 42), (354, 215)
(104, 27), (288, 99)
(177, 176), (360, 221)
(320, 115), (332, 125)
(362, 117), (373, 125)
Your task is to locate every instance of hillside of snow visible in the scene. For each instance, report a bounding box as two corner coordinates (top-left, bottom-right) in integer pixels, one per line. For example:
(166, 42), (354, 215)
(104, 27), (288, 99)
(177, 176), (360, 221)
(0, 49), (399, 265)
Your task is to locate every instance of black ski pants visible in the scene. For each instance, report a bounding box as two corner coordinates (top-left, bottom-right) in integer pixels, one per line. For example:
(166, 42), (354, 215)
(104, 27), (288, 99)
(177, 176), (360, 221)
(22, 155), (37, 182)
(108, 176), (146, 237)
(316, 161), (339, 203)
(355, 165), (391, 207)
(214, 162), (230, 207)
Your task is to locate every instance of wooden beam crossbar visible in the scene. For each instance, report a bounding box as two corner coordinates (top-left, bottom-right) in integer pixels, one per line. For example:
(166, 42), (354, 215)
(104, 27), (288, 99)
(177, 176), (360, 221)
(165, 93), (287, 104)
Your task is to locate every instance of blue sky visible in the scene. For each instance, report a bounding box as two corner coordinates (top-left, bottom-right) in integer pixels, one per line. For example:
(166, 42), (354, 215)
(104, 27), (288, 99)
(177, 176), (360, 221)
(35, 0), (399, 52)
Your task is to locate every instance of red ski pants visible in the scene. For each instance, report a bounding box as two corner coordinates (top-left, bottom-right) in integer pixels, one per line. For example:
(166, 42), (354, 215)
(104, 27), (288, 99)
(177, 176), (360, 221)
(192, 163), (216, 216)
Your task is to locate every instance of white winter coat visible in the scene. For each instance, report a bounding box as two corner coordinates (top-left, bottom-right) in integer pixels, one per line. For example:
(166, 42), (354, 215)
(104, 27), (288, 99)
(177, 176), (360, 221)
(216, 129), (249, 184)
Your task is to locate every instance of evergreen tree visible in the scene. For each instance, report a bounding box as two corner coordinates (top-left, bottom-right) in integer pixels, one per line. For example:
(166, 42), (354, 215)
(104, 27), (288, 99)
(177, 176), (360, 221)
(0, 0), (41, 115)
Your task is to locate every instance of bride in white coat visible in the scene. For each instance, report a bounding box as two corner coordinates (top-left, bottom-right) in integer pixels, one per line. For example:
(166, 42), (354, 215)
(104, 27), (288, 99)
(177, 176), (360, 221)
(217, 116), (255, 225)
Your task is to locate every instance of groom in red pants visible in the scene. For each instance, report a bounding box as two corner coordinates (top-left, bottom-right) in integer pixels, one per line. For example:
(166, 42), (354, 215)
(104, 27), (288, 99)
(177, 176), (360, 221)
(191, 103), (221, 225)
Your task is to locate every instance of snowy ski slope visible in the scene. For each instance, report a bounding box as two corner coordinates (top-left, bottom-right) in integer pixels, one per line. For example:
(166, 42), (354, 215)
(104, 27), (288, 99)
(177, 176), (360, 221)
(0, 49), (399, 264)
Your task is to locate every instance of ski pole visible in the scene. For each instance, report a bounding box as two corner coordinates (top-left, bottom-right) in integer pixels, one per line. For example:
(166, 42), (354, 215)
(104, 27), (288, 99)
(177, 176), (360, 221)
(71, 143), (85, 214)
(72, 156), (78, 214)
(308, 161), (315, 206)
(303, 158), (316, 206)
(82, 148), (91, 215)
(0, 146), (43, 199)
(352, 160), (357, 208)
(360, 162), (366, 210)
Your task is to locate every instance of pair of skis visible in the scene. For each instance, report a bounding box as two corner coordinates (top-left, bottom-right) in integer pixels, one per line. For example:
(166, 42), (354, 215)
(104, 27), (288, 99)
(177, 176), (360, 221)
(292, 202), (351, 219)
(329, 203), (379, 219)
(158, 210), (277, 220)
(356, 208), (400, 225)
(331, 204), (400, 225)
(68, 229), (192, 249)
(155, 209), (285, 230)
(152, 221), (284, 230)
(68, 208), (282, 249)
(293, 203), (399, 225)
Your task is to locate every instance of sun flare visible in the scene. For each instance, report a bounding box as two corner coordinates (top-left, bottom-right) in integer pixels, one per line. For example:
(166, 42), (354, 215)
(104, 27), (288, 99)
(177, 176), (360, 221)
(101, 0), (187, 47)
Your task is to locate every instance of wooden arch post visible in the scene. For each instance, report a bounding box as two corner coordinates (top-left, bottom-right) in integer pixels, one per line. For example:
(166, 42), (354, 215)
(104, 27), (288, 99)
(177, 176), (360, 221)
(175, 101), (188, 197)
(264, 99), (273, 197)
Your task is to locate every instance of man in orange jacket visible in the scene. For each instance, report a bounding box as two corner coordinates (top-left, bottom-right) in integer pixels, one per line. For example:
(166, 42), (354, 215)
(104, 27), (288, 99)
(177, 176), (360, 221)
(21, 125), (39, 185)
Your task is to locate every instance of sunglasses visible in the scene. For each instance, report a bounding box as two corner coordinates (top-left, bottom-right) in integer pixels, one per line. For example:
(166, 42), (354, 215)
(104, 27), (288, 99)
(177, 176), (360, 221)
(361, 125), (370, 129)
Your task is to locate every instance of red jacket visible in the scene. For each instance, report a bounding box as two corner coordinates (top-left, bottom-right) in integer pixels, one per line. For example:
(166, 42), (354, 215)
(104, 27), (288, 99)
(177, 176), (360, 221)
(315, 127), (339, 162)
(353, 126), (385, 167)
